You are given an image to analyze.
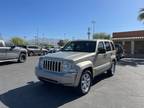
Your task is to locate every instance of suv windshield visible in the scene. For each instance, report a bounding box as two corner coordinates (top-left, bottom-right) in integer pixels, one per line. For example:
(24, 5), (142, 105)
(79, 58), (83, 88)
(62, 41), (96, 52)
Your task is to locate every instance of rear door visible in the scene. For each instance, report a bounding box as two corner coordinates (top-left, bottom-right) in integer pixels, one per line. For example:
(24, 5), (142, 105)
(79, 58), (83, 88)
(103, 41), (112, 70)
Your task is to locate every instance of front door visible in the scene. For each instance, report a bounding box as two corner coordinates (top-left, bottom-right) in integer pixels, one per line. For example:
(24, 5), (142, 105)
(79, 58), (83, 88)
(94, 41), (106, 76)
(6, 47), (19, 59)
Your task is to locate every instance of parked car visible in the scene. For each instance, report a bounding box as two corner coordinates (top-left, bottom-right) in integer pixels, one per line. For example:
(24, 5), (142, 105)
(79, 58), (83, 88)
(0, 40), (27, 63)
(115, 44), (124, 60)
(47, 48), (60, 53)
(35, 40), (117, 95)
(24, 45), (48, 56)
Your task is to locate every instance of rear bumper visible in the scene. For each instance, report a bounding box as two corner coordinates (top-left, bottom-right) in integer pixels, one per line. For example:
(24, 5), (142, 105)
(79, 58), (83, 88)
(35, 66), (78, 87)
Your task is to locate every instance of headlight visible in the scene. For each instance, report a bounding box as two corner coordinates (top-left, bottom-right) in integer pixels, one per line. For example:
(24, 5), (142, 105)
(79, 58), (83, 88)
(62, 61), (76, 72)
(39, 58), (43, 69)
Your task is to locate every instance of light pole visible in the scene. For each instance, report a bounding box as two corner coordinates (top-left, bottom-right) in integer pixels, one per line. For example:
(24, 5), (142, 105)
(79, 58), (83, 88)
(92, 20), (96, 39)
(87, 27), (91, 40)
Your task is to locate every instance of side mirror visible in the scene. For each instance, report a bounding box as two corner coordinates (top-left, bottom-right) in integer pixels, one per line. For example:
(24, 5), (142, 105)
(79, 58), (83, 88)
(98, 48), (106, 54)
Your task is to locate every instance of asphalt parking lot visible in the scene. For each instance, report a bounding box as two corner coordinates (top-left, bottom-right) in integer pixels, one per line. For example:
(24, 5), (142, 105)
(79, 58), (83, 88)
(0, 57), (144, 108)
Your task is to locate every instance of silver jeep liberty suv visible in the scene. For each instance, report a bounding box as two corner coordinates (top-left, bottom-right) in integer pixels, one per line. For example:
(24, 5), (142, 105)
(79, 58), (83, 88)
(35, 39), (116, 95)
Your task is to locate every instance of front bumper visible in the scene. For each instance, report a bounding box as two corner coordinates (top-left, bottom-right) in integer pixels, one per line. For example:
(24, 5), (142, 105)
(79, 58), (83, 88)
(35, 66), (78, 87)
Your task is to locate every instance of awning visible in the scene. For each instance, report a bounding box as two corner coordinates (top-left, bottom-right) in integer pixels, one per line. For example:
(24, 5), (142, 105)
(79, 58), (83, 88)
(112, 37), (144, 41)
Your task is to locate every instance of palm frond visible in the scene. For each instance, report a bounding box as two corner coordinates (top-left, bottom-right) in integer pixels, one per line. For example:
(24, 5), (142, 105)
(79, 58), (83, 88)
(138, 13), (144, 21)
(139, 8), (144, 12)
(138, 8), (144, 21)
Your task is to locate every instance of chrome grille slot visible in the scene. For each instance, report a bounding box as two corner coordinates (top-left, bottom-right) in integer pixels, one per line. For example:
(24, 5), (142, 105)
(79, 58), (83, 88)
(43, 59), (62, 72)
(58, 62), (61, 72)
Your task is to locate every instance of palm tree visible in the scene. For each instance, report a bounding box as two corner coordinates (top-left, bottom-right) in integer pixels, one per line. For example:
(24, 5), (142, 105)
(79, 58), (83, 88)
(138, 8), (144, 22)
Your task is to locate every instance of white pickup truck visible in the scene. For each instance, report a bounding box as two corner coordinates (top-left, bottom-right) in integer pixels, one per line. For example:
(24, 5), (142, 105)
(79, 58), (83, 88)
(0, 40), (27, 63)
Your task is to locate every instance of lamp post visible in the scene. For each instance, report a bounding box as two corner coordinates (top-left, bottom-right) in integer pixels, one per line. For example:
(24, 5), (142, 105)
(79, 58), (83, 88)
(87, 27), (91, 40)
(92, 20), (96, 39)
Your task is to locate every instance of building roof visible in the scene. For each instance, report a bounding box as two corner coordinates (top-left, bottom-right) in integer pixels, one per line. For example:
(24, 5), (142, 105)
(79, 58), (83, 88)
(113, 30), (144, 38)
(112, 36), (144, 41)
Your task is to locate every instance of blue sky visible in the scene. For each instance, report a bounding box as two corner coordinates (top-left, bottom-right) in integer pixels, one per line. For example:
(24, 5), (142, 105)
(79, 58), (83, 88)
(0, 0), (143, 40)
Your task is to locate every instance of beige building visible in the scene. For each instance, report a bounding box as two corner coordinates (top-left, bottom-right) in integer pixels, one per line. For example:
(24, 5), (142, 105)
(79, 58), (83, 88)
(112, 30), (144, 58)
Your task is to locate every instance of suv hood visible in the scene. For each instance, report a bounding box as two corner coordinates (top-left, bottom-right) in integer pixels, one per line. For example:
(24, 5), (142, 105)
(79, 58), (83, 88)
(44, 51), (95, 61)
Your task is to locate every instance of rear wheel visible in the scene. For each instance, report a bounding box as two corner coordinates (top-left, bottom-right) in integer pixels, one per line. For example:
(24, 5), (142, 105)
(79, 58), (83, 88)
(77, 70), (92, 95)
(18, 53), (26, 63)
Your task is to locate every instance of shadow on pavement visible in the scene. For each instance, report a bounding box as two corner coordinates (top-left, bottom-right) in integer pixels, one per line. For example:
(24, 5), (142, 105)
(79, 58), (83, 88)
(0, 82), (80, 108)
(0, 73), (109, 108)
(117, 58), (144, 67)
(0, 61), (18, 66)
(92, 73), (110, 85)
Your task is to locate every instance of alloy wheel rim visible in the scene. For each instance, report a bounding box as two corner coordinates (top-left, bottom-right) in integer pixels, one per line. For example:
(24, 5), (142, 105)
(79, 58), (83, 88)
(81, 73), (91, 93)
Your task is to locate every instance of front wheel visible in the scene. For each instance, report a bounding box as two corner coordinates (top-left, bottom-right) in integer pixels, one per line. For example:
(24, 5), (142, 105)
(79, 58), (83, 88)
(18, 53), (26, 63)
(77, 70), (92, 95)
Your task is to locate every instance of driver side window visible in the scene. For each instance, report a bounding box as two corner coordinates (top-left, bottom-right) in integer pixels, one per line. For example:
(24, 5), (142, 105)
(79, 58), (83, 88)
(98, 42), (104, 51)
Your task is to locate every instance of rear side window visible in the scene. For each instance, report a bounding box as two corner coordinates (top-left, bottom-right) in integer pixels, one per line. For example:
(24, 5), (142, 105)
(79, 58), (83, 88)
(110, 42), (115, 50)
(104, 42), (111, 51)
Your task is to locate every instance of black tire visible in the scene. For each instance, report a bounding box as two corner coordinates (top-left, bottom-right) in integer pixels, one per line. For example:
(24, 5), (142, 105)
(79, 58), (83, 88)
(77, 70), (92, 95)
(18, 53), (26, 63)
(107, 61), (116, 76)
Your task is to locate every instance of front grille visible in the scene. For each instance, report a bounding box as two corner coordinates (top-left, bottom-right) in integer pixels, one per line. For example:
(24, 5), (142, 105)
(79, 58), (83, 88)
(43, 60), (62, 72)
